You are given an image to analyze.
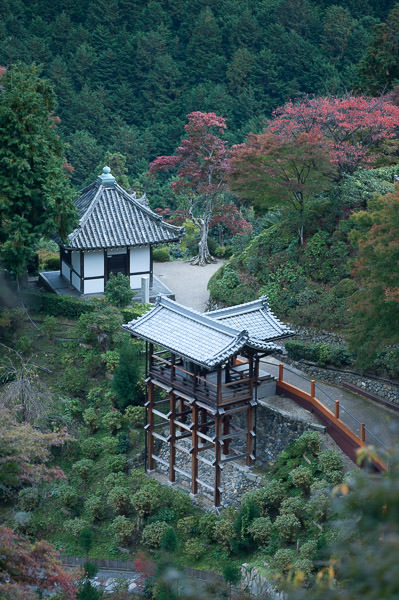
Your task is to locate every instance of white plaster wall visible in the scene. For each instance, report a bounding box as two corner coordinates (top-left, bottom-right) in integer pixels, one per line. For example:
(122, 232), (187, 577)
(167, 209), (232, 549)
(61, 261), (70, 280)
(84, 251), (104, 277)
(71, 251), (80, 275)
(71, 272), (80, 291)
(84, 278), (104, 294)
(130, 246), (150, 273)
(130, 274), (143, 289)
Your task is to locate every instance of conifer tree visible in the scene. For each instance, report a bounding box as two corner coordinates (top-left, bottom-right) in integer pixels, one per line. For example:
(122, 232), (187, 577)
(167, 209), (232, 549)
(112, 338), (144, 410)
(0, 63), (76, 279)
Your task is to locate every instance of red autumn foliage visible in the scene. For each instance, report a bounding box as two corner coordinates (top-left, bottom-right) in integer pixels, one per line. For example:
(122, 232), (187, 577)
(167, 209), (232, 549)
(210, 202), (252, 236)
(134, 552), (154, 590)
(0, 526), (77, 599)
(149, 111), (229, 264)
(268, 95), (399, 172)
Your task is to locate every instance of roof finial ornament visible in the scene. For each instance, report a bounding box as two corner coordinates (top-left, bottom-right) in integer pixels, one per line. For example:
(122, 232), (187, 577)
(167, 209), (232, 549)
(98, 165), (116, 185)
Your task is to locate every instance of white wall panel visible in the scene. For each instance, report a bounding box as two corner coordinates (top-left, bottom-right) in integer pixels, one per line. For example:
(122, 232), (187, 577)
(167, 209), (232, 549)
(61, 261), (70, 280)
(84, 278), (104, 294)
(130, 275), (142, 289)
(130, 246), (150, 273)
(71, 272), (80, 291)
(84, 251), (104, 277)
(71, 251), (80, 275)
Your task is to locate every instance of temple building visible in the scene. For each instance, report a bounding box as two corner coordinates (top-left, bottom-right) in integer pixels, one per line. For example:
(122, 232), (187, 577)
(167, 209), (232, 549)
(57, 167), (184, 296)
(123, 295), (292, 507)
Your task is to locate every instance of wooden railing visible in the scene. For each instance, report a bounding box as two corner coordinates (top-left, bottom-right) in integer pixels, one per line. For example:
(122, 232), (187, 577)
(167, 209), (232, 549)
(150, 354), (253, 406)
(276, 363), (386, 472)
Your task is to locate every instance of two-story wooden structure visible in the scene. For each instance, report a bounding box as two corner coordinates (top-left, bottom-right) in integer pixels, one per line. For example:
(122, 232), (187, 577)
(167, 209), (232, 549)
(123, 296), (292, 507)
(59, 167), (184, 295)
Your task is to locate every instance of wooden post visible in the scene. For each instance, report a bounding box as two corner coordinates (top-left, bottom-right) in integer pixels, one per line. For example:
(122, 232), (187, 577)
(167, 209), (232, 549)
(169, 391), (176, 483)
(147, 380), (154, 471)
(217, 367), (222, 405)
(200, 408), (207, 438)
(334, 400), (340, 419)
(360, 423), (366, 442)
(191, 404), (198, 495)
(149, 343), (154, 374)
(246, 404), (254, 466)
(223, 415), (230, 455)
(171, 353), (175, 383)
(311, 380), (316, 398)
(278, 363), (284, 382)
(214, 414), (222, 507)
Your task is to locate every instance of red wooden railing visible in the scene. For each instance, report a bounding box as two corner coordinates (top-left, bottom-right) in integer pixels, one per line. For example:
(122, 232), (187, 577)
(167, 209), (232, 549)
(276, 363), (386, 472)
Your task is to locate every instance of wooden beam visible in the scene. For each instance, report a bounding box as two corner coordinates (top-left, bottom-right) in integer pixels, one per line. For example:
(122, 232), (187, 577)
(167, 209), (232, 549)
(147, 380), (154, 471)
(223, 415), (230, 455)
(214, 414), (222, 507)
(246, 403), (255, 466)
(191, 403), (199, 495)
(169, 391), (176, 484)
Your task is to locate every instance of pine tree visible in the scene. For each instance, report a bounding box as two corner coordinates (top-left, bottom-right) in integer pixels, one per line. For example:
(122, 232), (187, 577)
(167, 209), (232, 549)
(112, 338), (144, 410)
(0, 63), (76, 278)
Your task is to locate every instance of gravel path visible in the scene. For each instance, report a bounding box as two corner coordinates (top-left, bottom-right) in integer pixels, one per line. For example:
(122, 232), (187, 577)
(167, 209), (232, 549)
(153, 259), (224, 311)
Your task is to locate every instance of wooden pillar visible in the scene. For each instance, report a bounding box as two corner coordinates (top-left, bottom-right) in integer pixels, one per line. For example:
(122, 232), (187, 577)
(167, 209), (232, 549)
(246, 403), (255, 466)
(335, 400), (340, 419)
(149, 343), (153, 374)
(279, 363), (284, 382)
(191, 403), (198, 495)
(223, 415), (230, 455)
(311, 380), (316, 398)
(169, 391), (176, 483)
(171, 353), (175, 383)
(200, 408), (207, 437)
(147, 380), (155, 471)
(214, 414), (222, 507)
(217, 367), (222, 405)
(360, 423), (366, 442)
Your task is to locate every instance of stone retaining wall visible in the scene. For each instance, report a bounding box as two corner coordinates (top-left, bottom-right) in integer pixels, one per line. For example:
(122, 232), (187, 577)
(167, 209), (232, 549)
(281, 356), (399, 406)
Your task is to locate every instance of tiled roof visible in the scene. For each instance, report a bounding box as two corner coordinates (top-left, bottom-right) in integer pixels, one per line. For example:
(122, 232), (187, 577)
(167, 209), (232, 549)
(206, 297), (293, 342)
(123, 296), (250, 368)
(65, 171), (184, 250)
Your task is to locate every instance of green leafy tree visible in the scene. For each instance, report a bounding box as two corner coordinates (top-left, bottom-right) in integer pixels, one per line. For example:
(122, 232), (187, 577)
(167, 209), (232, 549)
(112, 338), (144, 410)
(105, 273), (134, 307)
(0, 63), (76, 278)
(348, 189), (399, 368)
(229, 132), (336, 244)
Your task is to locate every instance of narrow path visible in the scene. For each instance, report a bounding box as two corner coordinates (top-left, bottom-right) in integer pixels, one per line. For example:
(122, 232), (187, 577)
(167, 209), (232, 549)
(262, 357), (399, 451)
(153, 259), (223, 311)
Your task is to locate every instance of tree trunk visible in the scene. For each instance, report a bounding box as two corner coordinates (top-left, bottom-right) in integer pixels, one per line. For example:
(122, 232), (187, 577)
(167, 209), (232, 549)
(190, 218), (216, 266)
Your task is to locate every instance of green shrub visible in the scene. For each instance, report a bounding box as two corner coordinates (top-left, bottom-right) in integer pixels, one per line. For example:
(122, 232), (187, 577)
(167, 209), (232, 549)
(332, 278), (357, 298)
(270, 548), (297, 573)
(184, 538), (205, 560)
(319, 449), (344, 482)
(84, 495), (105, 521)
(161, 486), (192, 518)
(17, 487), (39, 511)
(152, 246), (170, 262)
(299, 539), (318, 560)
(44, 256), (60, 270)
(141, 521), (170, 550)
(251, 481), (286, 515)
(198, 513), (218, 543)
(293, 432), (322, 458)
(41, 315), (57, 337)
(106, 455), (128, 473)
(107, 486), (132, 514)
(81, 438), (101, 459)
(121, 304), (150, 322)
(101, 350), (120, 373)
(110, 515), (134, 544)
(102, 410), (123, 434)
(248, 517), (273, 545)
(64, 517), (89, 538)
(83, 407), (100, 433)
(112, 339), (145, 410)
(22, 290), (95, 319)
(160, 526), (177, 552)
(105, 273), (134, 307)
(72, 458), (94, 481)
(212, 519), (237, 552)
(117, 432), (130, 453)
(101, 436), (119, 454)
(56, 484), (78, 508)
(124, 405), (146, 428)
(176, 516), (198, 538)
(290, 466), (313, 494)
(104, 472), (129, 491)
(285, 340), (353, 367)
(132, 482), (162, 517)
(274, 512), (301, 543)
(234, 496), (260, 542)
(279, 496), (306, 520)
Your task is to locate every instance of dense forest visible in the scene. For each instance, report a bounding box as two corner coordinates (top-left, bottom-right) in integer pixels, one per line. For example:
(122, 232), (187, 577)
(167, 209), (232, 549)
(0, 0), (397, 188)
(1, 1), (399, 598)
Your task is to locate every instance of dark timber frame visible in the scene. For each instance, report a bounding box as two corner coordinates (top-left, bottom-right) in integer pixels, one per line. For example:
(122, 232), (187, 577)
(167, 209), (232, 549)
(144, 345), (258, 507)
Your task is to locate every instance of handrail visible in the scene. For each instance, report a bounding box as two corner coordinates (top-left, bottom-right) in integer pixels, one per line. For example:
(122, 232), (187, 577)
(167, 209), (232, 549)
(276, 363), (386, 472)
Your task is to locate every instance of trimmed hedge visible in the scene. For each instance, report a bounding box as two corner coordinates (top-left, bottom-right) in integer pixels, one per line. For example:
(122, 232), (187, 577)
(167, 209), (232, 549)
(285, 340), (353, 367)
(22, 290), (150, 321)
(22, 290), (95, 319)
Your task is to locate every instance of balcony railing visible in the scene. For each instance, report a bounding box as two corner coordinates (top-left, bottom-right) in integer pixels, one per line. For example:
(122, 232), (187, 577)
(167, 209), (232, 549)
(150, 353), (254, 407)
